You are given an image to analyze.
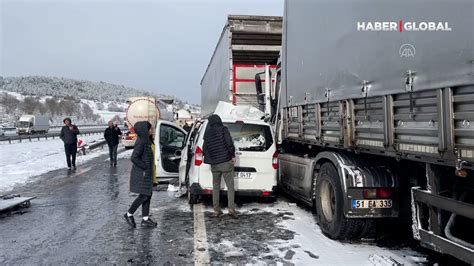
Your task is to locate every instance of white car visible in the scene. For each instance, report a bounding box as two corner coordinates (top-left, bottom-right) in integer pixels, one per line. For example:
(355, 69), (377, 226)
(179, 118), (278, 203)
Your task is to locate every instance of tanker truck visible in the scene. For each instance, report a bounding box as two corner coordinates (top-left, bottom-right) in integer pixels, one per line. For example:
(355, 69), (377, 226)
(123, 96), (187, 178)
(257, 0), (474, 263)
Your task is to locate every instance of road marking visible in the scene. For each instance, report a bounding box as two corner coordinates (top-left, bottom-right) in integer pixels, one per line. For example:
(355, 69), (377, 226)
(193, 203), (210, 264)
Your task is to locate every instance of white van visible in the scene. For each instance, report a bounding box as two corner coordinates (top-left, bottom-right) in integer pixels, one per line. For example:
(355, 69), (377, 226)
(179, 118), (278, 203)
(154, 120), (187, 178)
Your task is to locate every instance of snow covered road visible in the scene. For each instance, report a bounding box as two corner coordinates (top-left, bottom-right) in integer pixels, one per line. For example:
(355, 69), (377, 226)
(0, 134), (108, 192)
(0, 150), (453, 265)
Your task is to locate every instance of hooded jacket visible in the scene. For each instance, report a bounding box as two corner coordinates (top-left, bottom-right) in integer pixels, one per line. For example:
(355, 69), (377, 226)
(203, 114), (236, 165)
(130, 121), (154, 196)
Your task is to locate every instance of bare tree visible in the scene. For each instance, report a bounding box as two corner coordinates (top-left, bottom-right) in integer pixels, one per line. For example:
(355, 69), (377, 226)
(21, 97), (39, 114)
(107, 102), (122, 112)
(82, 103), (95, 119)
(0, 92), (20, 114)
(45, 97), (59, 116)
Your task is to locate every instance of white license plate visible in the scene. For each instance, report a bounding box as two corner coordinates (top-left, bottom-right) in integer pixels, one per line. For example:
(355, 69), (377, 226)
(352, 199), (392, 209)
(235, 172), (255, 179)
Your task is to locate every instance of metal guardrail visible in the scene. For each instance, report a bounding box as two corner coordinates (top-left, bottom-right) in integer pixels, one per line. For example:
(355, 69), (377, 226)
(0, 129), (102, 144)
(2, 124), (108, 131)
(0, 126), (126, 144)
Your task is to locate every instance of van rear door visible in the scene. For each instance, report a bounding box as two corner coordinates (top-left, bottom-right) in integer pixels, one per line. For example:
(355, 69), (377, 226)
(223, 122), (277, 191)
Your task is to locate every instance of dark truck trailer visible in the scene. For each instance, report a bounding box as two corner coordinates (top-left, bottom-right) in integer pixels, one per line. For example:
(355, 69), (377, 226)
(201, 15), (282, 116)
(274, 0), (474, 262)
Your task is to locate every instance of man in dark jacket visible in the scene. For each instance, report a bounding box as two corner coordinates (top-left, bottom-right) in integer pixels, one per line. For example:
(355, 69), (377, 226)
(203, 114), (238, 219)
(60, 117), (80, 170)
(104, 121), (122, 167)
(124, 121), (157, 228)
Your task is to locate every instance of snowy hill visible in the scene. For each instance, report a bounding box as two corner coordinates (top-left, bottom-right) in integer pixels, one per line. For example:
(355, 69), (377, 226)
(2, 76), (159, 102)
(0, 76), (200, 127)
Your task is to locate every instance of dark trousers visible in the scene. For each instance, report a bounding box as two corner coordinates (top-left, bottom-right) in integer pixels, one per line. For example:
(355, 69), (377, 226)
(64, 143), (77, 168)
(108, 144), (118, 164)
(128, 194), (152, 217)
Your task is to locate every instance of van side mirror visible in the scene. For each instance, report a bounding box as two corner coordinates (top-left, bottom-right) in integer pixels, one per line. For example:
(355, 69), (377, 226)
(254, 73), (265, 106)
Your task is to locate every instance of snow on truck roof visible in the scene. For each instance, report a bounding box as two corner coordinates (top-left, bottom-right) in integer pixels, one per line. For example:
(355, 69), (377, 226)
(213, 101), (268, 125)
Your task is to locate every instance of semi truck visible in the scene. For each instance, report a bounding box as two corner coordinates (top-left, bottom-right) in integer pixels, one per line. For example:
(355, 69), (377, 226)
(255, 0), (474, 263)
(201, 15), (282, 116)
(16, 115), (50, 135)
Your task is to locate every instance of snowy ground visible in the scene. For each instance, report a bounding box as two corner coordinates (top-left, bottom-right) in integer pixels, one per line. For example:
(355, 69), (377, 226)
(0, 134), (109, 192)
(199, 200), (429, 265)
(0, 152), (452, 265)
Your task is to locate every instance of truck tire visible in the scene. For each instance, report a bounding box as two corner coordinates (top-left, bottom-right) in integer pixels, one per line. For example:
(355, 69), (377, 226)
(315, 162), (372, 239)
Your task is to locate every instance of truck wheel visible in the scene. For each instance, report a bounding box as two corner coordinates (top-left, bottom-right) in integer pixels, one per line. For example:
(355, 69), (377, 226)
(315, 162), (366, 239)
(188, 190), (198, 204)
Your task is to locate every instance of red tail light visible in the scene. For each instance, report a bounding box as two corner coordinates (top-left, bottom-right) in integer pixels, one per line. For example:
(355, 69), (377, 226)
(195, 146), (203, 166)
(363, 188), (393, 199)
(203, 189), (212, 194)
(376, 188), (393, 199)
(262, 191), (270, 197)
(272, 151), (279, 169)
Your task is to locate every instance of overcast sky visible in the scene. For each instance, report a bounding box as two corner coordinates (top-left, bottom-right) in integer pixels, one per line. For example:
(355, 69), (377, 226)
(1, 0), (284, 104)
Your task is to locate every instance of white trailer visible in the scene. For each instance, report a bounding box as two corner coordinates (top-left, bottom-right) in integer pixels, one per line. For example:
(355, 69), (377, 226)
(200, 15), (282, 116)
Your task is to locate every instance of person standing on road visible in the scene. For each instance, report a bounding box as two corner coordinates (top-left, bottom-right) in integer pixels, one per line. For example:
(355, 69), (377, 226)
(124, 121), (158, 228)
(60, 117), (80, 170)
(203, 114), (238, 219)
(104, 121), (122, 167)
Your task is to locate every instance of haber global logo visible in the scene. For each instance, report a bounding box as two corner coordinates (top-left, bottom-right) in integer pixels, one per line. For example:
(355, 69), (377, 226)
(357, 21), (452, 32)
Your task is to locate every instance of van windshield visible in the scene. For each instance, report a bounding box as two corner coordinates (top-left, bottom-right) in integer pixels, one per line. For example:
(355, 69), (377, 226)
(223, 122), (273, 152)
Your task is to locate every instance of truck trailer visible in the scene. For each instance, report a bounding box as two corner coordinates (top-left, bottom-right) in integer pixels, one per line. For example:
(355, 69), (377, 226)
(201, 15), (282, 116)
(265, 0), (474, 263)
(16, 115), (50, 135)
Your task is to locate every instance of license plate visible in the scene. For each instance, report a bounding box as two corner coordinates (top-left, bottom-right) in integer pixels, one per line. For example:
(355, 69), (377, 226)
(352, 199), (392, 209)
(235, 172), (255, 179)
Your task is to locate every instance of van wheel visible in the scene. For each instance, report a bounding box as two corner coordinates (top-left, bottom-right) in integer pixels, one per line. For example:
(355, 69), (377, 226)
(315, 162), (373, 239)
(188, 190), (198, 204)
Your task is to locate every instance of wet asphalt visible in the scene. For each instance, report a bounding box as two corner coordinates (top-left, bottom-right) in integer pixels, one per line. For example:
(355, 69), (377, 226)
(0, 152), (194, 264)
(0, 150), (462, 265)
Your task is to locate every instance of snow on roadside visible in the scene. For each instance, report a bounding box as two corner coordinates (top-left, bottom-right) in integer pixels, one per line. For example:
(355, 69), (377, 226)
(220, 200), (428, 265)
(0, 134), (109, 192)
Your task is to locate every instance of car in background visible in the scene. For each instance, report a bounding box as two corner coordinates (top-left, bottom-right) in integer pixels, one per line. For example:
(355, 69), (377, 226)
(179, 117), (278, 203)
(122, 129), (137, 149)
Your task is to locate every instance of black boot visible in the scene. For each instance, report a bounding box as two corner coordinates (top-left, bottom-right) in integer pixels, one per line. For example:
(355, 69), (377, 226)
(141, 218), (157, 227)
(123, 214), (136, 228)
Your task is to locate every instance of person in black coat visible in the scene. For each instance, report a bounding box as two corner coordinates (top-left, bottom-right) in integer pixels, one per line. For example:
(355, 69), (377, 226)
(123, 121), (157, 228)
(60, 117), (80, 170)
(104, 121), (122, 166)
(203, 114), (238, 219)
